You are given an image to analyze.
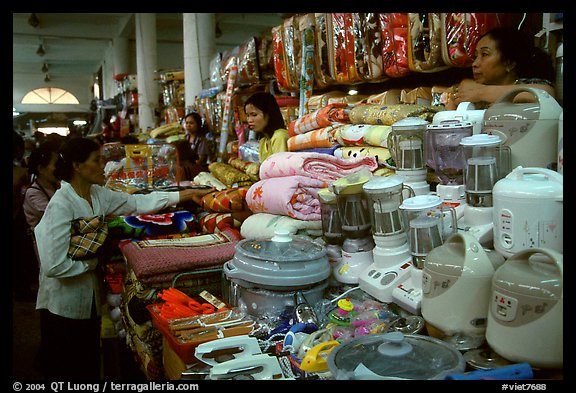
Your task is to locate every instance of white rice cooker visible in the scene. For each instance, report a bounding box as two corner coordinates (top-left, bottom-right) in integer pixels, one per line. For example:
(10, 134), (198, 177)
(421, 232), (505, 350)
(223, 230), (330, 318)
(482, 86), (562, 170)
(486, 247), (563, 369)
(492, 167), (563, 258)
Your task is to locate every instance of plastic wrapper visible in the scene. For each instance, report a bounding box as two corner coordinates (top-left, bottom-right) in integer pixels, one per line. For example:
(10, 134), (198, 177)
(313, 13), (336, 89)
(329, 13), (361, 84)
(378, 13), (412, 78)
(209, 52), (224, 87)
(299, 14), (316, 117)
(353, 13), (386, 83)
(282, 15), (302, 92)
(407, 13), (450, 73)
(441, 13), (523, 68)
(257, 32), (276, 82)
(272, 24), (291, 92)
(102, 143), (179, 192)
(237, 36), (260, 86)
(238, 140), (260, 163)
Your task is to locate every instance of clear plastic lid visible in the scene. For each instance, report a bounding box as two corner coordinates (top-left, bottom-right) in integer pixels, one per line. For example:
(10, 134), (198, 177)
(235, 231), (326, 262)
(328, 332), (465, 380)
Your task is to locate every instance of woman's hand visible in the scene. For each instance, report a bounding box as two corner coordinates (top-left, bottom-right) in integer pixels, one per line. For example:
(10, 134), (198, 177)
(178, 187), (215, 205)
(452, 79), (485, 107)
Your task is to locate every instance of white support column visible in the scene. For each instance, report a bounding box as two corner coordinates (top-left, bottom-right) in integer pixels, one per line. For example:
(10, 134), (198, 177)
(183, 13), (216, 113)
(113, 37), (130, 77)
(135, 13), (159, 132)
(102, 37), (129, 100)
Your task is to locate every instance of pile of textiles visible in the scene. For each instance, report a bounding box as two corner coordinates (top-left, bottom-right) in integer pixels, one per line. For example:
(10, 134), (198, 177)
(244, 151), (378, 221)
(112, 209), (242, 379)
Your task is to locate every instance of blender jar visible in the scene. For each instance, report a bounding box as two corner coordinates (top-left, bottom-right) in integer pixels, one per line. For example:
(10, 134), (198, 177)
(399, 194), (457, 268)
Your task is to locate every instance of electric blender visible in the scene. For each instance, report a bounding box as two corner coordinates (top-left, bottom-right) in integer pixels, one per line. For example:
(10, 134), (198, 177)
(426, 121), (474, 220)
(332, 170), (375, 284)
(387, 117), (430, 196)
(396, 194), (457, 315)
(457, 134), (511, 248)
(359, 175), (415, 303)
(318, 188), (344, 287)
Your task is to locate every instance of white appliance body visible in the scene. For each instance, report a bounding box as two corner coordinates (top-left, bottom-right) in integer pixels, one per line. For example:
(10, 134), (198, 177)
(432, 102), (485, 135)
(422, 233), (504, 347)
(482, 87), (562, 170)
(486, 248), (563, 369)
(493, 167), (563, 258)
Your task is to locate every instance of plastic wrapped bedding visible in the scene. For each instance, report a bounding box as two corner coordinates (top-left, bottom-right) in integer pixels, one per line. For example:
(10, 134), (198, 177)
(245, 175), (328, 221)
(259, 151), (378, 183)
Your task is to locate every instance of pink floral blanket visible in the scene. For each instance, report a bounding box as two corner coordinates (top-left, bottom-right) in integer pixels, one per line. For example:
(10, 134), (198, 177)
(245, 175), (329, 221)
(259, 151), (378, 184)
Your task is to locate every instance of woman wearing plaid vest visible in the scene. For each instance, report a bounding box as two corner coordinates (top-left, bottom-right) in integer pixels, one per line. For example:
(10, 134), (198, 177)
(34, 137), (213, 379)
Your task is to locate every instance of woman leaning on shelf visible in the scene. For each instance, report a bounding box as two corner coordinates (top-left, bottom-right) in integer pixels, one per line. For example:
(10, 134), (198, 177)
(446, 26), (556, 110)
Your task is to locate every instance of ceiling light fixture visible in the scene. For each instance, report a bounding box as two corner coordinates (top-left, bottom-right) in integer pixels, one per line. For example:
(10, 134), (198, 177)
(41, 63), (49, 73)
(36, 44), (46, 57)
(44, 73), (51, 83)
(28, 13), (40, 28)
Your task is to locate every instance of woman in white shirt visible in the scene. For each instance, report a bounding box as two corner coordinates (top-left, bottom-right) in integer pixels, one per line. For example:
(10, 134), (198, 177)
(34, 137), (213, 379)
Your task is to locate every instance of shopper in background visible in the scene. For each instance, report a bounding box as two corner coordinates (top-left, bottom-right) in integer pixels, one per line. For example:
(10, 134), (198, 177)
(447, 26), (556, 110)
(172, 139), (203, 181)
(183, 111), (210, 170)
(13, 130), (35, 301)
(244, 91), (289, 162)
(34, 137), (214, 379)
(22, 138), (63, 374)
(24, 139), (63, 236)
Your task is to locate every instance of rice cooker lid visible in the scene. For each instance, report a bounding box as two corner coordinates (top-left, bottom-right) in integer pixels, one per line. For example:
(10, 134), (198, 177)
(485, 101), (541, 121)
(493, 256), (562, 299)
(493, 167), (563, 199)
(327, 332), (465, 380)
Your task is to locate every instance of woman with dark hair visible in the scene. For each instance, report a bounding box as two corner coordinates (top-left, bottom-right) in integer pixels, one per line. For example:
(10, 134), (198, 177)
(34, 137), (214, 379)
(244, 91), (289, 162)
(447, 26), (556, 109)
(23, 139), (62, 233)
(183, 111), (210, 169)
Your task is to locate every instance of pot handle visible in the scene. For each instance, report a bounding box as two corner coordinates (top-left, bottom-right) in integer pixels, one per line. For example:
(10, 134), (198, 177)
(507, 167), (563, 202)
(506, 247), (563, 283)
(491, 86), (554, 106)
(508, 166), (563, 184)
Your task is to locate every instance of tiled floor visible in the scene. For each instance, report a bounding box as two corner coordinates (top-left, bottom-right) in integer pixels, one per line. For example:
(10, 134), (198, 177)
(12, 299), (43, 380)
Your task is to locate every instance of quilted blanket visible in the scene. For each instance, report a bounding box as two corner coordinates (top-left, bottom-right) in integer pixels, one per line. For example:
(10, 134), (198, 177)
(120, 228), (241, 285)
(334, 124), (392, 148)
(348, 103), (440, 126)
(288, 103), (349, 136)
(334, 146), (392, 166)
(259, 151), (378, 183)
(287, 125), (341, 151)
(200, 186), (250, 213)
(245, 175), (328, 221)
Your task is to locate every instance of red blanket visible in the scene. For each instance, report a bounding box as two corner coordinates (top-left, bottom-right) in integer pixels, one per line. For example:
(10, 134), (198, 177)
(120, 228), (241, 285)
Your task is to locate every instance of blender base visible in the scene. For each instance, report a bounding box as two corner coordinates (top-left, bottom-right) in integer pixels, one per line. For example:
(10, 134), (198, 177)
(358, 258), (413, 303)
(392, 268), (423, 315)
